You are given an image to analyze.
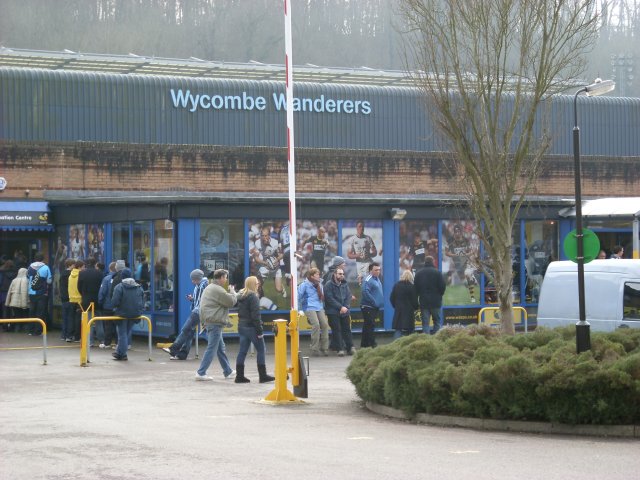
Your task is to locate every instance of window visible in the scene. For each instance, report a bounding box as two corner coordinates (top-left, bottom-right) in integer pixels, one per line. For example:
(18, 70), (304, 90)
(112, 222), (130, 265)
(524, 220), (558, 303)
(623, 282), (640, 320)
(154, 220), (174, 312)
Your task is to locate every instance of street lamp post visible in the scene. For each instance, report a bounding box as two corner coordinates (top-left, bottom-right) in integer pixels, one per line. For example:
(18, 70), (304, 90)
(572, 78), (615, 354)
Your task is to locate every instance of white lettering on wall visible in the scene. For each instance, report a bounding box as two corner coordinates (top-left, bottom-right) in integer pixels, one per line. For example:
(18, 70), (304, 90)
(170, 89), (371, 115)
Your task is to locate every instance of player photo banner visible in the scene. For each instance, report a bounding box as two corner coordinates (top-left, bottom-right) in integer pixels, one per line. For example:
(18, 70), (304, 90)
(297, 220), (338, 279)
(399, 220), (438, 277)
(441, 220), (480, 306)
(249, 220), (291, 311)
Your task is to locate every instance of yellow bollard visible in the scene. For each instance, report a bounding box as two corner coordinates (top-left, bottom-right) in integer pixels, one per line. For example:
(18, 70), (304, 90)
(262, 319), (302, 404)
(80, 307), (89, 366)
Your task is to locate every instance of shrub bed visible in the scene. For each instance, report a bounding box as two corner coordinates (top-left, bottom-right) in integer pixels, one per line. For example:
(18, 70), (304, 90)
(346, 325), (640, 425)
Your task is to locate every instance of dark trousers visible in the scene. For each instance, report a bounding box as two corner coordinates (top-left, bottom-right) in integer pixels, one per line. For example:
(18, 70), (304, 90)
(28, 294), (48, 334)
(328, 313), (353, 352)
(360, 307), (379, 348)
(170, 311), (199, 359)
(101, 309), (117, 345)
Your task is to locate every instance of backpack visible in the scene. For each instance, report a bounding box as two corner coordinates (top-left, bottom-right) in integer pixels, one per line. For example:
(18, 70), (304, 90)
(29, 268), (47, 293)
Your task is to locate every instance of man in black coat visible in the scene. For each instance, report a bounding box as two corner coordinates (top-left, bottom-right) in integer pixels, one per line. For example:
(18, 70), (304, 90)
(413, 256), (446, 334)
(78, 257), (106, 345)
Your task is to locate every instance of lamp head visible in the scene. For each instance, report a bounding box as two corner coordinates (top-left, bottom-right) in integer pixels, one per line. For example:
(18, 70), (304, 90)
(585, 78), (615, 97)
(390, 208), (407, 220)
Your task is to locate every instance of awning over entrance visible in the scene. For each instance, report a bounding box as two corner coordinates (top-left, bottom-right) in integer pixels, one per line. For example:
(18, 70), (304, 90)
(559, 197), (640, 218)
(0, 201), (52, 231)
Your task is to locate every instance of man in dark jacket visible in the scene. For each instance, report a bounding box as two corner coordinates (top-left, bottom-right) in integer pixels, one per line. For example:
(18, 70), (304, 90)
(324, 266), (356, 356)
(111, 268), (144, 361)
(78, 257), (105, 345)
(413, 256), (446, 334)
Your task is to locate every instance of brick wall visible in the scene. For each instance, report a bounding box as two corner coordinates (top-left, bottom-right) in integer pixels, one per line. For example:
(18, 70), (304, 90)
(1, 143), (639, 199)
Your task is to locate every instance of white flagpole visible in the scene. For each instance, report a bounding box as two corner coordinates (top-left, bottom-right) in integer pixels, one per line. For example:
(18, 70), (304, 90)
(284, 0), (298, 312)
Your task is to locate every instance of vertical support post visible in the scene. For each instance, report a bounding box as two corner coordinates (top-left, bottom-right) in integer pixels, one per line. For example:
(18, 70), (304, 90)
(80, 307), (89, 366)
(290, 310), (299, 386)
(633, 218), (639, 260)
(263, 319), (299, 403)
(573, 91), (590, 354)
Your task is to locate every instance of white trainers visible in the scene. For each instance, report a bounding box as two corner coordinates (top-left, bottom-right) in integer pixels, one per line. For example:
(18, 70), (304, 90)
(98, 343), (108, 349)
(195, 373), (213, 381)
(337, 350), (345, 357)
(224, 369), (236, 380)
(162, 347), (172, 354)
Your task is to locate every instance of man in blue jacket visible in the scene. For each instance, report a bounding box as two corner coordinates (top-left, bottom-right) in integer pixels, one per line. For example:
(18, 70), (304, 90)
(111, 268), (144, 361)
(360, 262), (383, 348)
(27, 252), (52, 335)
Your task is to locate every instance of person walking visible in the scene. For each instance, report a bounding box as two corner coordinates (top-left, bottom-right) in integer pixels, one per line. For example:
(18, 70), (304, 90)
(390, 269), (419, 338)
(360, 262), (383, 348)
(110, 268), (144, 361)
(163, 269), (207, 360)
(195, 269), (237, 381)
(414, 256), (447, 335)
(298, 268), (329, 356)
(324, 266), (355, 356)
(234, 276), (274, 383)
(26, 252), (52, 336)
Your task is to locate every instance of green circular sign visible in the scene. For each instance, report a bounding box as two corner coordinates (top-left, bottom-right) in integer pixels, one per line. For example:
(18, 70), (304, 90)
(563, 228), (601, 264)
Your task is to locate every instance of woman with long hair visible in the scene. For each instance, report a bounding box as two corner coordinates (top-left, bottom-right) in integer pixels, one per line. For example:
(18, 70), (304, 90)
(235, 276), (274, 383)
(390, 269), (419, 338)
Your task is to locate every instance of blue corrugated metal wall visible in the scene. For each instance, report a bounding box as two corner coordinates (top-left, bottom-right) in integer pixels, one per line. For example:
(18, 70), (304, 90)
(0, 67), (638, 155)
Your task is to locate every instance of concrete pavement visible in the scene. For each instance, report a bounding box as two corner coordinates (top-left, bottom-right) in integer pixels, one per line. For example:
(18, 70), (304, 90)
(1, 330), (639, 480)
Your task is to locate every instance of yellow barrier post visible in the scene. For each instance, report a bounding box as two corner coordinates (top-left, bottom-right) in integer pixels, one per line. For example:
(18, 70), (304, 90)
(262, 319), (302, 404)
(0, 318), (47, 364)
(79, 303), (94, 367)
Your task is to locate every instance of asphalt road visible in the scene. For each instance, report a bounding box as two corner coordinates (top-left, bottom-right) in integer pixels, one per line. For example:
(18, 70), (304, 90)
(1, 331), (638, 480)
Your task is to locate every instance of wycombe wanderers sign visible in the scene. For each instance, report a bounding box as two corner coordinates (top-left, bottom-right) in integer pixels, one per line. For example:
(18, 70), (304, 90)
(170, 89), (372, 115)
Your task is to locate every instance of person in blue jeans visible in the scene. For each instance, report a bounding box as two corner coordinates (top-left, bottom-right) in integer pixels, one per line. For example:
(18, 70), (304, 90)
(110, 268), (144, 361)
(195, 269), (237, 381)
(360, 262), (383, 348)
(234, 276), (274, 383)
(162, 269), (235, 370)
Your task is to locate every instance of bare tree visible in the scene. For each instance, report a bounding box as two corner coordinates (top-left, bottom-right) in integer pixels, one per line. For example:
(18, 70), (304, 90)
(398, 0), (600, 334)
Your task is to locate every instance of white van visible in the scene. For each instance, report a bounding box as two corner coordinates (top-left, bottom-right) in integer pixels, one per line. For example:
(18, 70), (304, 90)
(537, 259), (640, 331)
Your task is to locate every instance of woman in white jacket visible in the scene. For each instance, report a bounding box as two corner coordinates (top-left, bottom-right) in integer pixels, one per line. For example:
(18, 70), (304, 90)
(5, 268), (29, 331)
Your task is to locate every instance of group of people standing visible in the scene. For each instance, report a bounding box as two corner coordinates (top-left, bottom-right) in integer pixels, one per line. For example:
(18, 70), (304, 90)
(391, 256), (447, 338)
(297, 256), (384, 356)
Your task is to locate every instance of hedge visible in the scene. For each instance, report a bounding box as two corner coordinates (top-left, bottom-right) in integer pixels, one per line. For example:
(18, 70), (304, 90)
(346, 325), (640, 425)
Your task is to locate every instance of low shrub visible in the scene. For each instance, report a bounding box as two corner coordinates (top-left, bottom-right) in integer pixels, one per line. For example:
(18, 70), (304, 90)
(346, 326), (640, 425)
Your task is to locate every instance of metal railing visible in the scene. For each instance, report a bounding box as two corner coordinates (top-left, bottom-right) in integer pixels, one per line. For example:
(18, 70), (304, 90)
(0, 318), (48, 364)
(79, 303), (152, 366)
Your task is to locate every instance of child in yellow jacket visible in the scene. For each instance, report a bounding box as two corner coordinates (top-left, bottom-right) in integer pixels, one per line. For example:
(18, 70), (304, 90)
(67, 260), (84, 341)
